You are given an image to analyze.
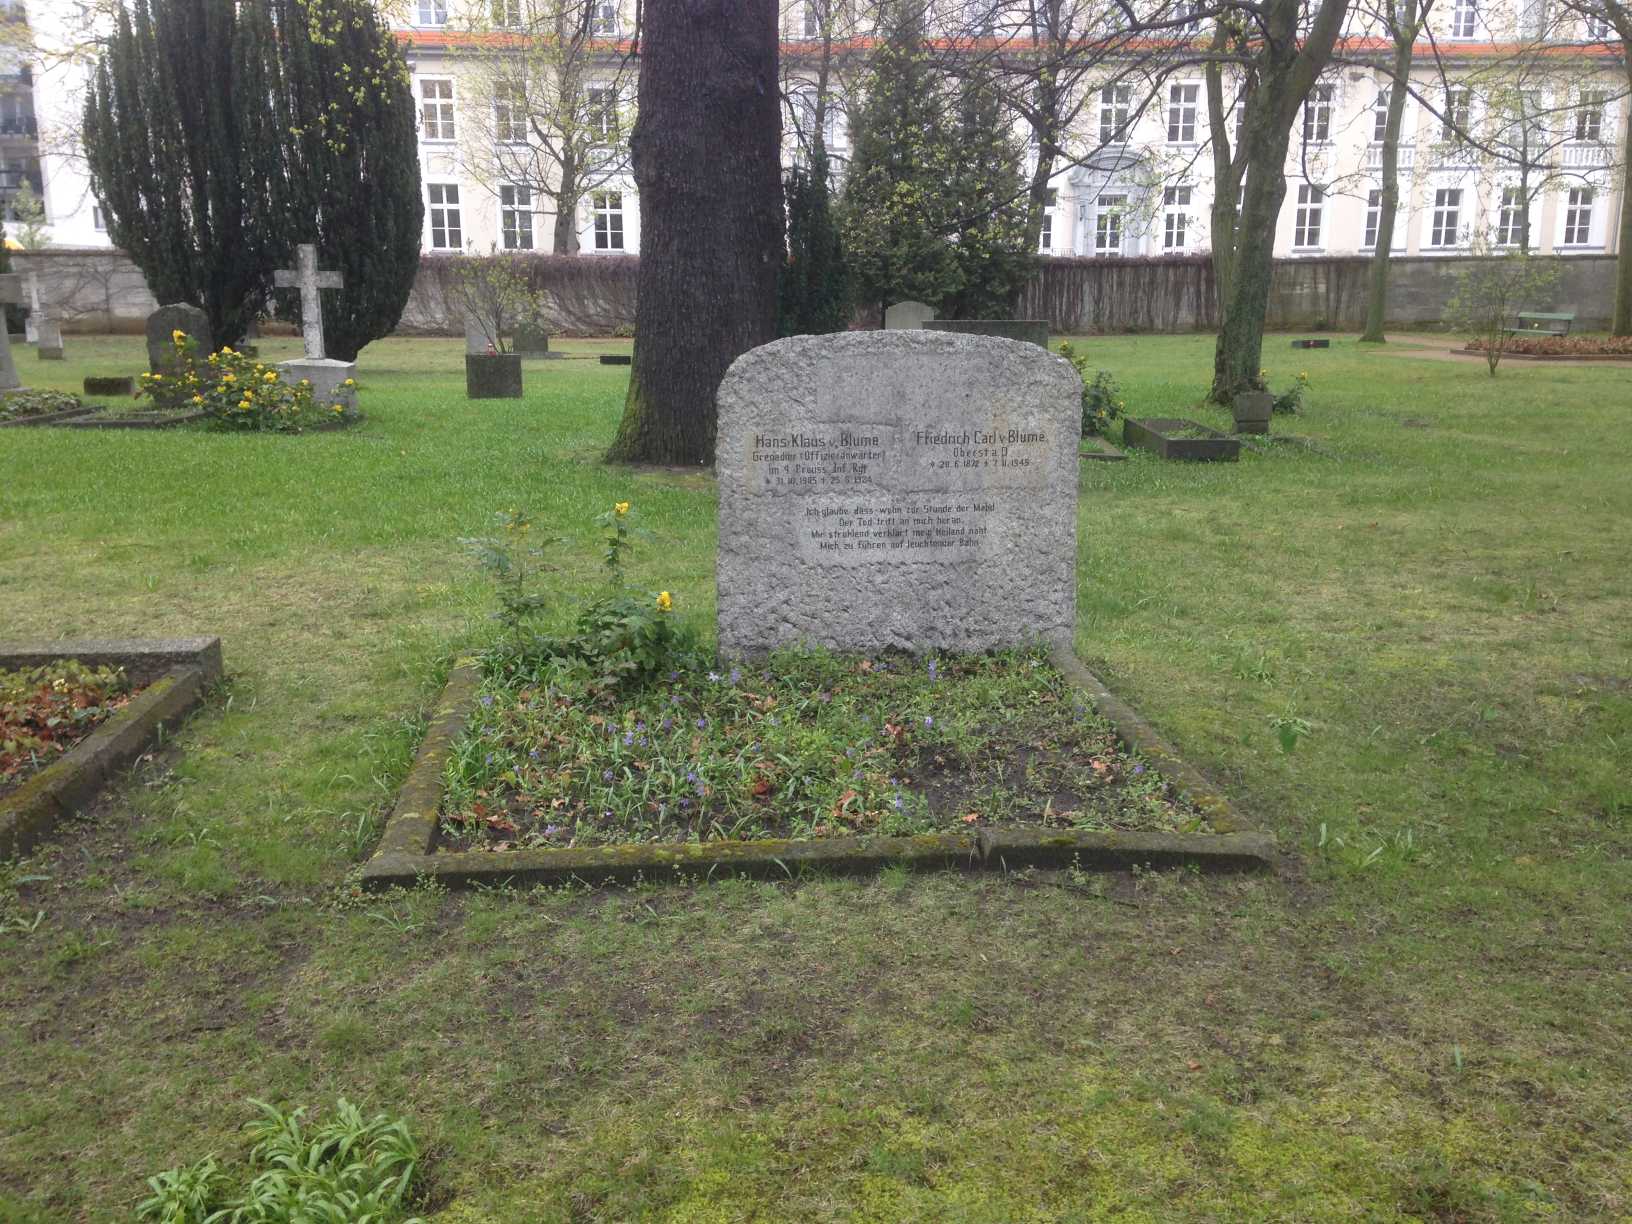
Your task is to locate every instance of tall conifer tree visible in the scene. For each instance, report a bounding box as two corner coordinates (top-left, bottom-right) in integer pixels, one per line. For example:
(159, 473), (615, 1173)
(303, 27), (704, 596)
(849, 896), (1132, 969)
(778, 139), (851, 336)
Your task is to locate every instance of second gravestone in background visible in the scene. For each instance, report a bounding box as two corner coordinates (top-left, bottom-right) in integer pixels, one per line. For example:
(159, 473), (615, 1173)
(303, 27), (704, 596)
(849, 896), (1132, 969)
(717, 331), (1082, 657)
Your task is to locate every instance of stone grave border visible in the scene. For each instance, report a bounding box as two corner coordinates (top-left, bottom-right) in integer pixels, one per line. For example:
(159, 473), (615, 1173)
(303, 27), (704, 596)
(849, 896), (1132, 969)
(0, 406), (100, 429)
(360, 646), (1274, 892)
(1123, 418), (1242, 462)
(0, 637), (222, 860)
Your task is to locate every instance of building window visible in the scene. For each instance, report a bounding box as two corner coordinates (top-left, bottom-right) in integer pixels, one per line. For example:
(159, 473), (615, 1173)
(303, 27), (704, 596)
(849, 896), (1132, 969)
(417, 0), (447, 26)
(500, 185), (533, 250)
(1166, 83), (1198, 144)
(801, 0), (821, 37)
(592, 1), (618, 35)
(420, 79), (456, 141)
(428, 183), (462, 249)
(1302, 83), (1333, 144)
(1495, 186), (1524, 246)
(1563, 188), (1594, 245)
(1372, 87), (1391, 143)
(587, 86), (618, 141)
(1099, 84), (1131, 146)
(1429, 188), (1461, 246)
(491, 0), (522, 26)
(1039, 188), (1057, 251)
(92, 204), (107, 232)
(1451, 0), (1478, 37)
(1363, 189), (1382, 248)
(1094, 195), (1125, 253)
(494, 83), (527, 144)
(1442, 86), (1470, 141)
(1585, 11), (1609, 37)
(593, 190), (624, 250)
(1163, 186), (1190, 250)
(1575, 91), (1604, 142)
(1293, 184), (1323, 248)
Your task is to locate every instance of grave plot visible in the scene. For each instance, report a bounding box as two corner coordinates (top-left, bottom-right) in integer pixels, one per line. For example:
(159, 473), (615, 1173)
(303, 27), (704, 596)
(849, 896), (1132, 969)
(0, 638), (221, 859)
(364, 333), (1271, 890)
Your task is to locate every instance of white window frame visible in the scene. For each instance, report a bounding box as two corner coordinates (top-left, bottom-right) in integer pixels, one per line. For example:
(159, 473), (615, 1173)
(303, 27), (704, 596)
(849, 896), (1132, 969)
(1574, 90), (1605, 143)
(1166, 83), (1199, 144)
(1372, 87), (1391, 143)
(494, 82), (528, 144)
(1451, 0), (1478, 38)
(420, 77), (456, 143)
(1302, 82), (1334, 144)
(1428, 187), (1462, 247)
(428, 183), (463, 250)
(491, 0), (523, 27)
(1094, 194), (1126, 254)
(1162, 185), (1190, 250)
(1584, 10), (1610, 37)
(417, 0), (447, 26)
(800, 0), (822, 38)
(1562, 187), (1595, 246)
(1442, 85), (1471, 142)
(1363, 189), (1382, 249)
(1494, 185), (1525, 247)
(1292, 184), (1323, 250)
(592, 190), (625, 250)
(500, 184), (534, 250)
(592, 0), (619, 35)
(1099, 84), (1131, 146)
(586, 85), (619, 142)
(92, 203), (107, 232)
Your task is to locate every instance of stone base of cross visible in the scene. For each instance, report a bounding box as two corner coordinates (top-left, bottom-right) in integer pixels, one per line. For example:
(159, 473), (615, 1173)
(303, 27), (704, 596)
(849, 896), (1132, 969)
(279, 356), (358, 419)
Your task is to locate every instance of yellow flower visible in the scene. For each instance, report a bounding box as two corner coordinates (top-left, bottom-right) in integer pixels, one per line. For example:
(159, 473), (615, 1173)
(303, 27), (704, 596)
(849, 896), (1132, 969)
(152, 373), (163, 382)
(1298, 371), (1309, 381)
(171, 328), (185, 342)
(222, 372), (235, 382)
(614, 501), (630, 517)
(263, 372), (276, 383)
(191, 394), (203, 404)
(655, 590), (672, 612)
(332, 404), (344, 414)
(342, 378), (355, 387)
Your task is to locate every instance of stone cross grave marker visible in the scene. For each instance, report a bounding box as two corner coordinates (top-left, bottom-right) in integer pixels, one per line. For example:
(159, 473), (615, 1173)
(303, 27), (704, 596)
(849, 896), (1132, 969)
(0, 273), (28, 391)
(274, 244), (343, 360)
(273, 244), (357, 414)
(716, 330), (1082, 657)
(24, 273), (39, 344)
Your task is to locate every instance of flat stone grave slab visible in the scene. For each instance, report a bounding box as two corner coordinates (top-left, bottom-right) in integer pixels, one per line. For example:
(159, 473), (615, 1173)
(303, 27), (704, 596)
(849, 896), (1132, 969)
(84, 375), (136, 397)
(1123, 418), (1240, 462)
(1, 637), (221, 859)
(599, 354), (632, 365)
(716, 330), (1080, 657)
(1291, 338), (1331, 349)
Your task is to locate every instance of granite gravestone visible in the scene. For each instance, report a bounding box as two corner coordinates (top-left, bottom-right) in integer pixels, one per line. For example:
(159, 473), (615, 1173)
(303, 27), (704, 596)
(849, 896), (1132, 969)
(146, 304), (212, 374)
(36, 318), (63, 360)
(883, 299), (934, 331)
(716, 331), (1081, 657)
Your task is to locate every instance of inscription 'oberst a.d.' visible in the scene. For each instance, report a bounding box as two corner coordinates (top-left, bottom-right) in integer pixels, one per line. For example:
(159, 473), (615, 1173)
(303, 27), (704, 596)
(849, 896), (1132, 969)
(716, 331), (1082, 656)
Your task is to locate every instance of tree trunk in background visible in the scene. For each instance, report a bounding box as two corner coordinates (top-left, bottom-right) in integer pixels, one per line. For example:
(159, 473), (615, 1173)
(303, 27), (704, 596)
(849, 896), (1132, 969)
(1360, 0), (1418, 344)
(606, 0), (782, 466)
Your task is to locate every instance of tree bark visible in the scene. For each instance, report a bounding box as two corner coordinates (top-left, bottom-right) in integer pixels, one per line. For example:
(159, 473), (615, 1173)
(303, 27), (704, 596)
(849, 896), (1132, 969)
(1615, 55), (1632, 335)
(1359, 0), (1417, 345)
(606, 0), (783, 466)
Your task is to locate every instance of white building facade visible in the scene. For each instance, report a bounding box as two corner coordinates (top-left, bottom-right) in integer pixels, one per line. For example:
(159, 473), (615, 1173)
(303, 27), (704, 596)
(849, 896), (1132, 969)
(8, 0), (1627, 267)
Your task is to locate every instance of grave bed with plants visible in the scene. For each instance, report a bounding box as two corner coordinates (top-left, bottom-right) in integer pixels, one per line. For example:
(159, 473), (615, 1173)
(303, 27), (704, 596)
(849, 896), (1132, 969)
(1464, 334), (1632, 359)
(363, 507), (1270, 890)
(0, 389), (93, 427)
(1123, 417), (1242, 462)
(0, 637), (221, 859)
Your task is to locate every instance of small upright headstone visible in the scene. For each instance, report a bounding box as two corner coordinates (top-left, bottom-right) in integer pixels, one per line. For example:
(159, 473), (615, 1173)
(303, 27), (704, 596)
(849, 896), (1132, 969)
(514, 322), (551, 358)
(0, 273), (27, 391)
(273, 244), (357, 414)
(36, 318), (63, 360)
(146, 303), (212, 374)
(883, 300), (935, 331)
(716, 331), (1082, 657)
(922, 318), (1049, 348)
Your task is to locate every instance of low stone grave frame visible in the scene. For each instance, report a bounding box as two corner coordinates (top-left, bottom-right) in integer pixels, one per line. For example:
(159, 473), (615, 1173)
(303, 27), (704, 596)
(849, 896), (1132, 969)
(84, 376), (137, 397)
(360, 647), (1274, 892)
(0, 637), (222, 859)
(45, 410), (211, 431)
(599, 354), (633, 366)
(1290, 339), (1331, 349)
(1080, 436), (1127, 462)
(1123, 418), (1241, 462)
(0, 406), (97, 429)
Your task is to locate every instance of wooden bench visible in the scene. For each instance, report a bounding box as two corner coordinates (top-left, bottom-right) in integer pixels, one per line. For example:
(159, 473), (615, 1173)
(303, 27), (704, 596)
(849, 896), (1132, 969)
(1504, 311), (1575, 338)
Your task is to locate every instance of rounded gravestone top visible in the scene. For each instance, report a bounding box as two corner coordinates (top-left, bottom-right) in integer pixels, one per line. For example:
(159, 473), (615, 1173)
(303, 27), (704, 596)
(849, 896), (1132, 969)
(146, 303), (213, 373)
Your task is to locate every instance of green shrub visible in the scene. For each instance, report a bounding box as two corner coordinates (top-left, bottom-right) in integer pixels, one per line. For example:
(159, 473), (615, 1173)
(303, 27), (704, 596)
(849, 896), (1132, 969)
(0, 389), (82, 422)
(135, 1098), (424, 1223)
(1271, 371), (1309, 415)
(138, 331), (344, 432)
(1056, 342), (1124, 436)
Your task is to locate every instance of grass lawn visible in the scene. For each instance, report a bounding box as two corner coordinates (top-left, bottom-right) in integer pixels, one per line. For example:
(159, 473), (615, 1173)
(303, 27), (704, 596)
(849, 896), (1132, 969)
(1, 331), (1629, 1221)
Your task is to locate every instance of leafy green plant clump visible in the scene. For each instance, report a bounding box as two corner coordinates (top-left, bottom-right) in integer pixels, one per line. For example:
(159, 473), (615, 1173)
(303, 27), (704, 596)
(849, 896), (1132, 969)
(1056, 342), (1124, 437)
(140, 330), (353, 432)
(0, 389), (82, 422)
(440, 645), (1202, 851)
(137, 1098), (424, 1223)
(1, 660), (130, 794)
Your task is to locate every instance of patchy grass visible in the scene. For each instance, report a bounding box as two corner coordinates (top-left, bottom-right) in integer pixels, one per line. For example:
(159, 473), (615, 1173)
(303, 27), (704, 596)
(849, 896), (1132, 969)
(1, 333), (1630, 1220)
(440, 647), (1202, 850)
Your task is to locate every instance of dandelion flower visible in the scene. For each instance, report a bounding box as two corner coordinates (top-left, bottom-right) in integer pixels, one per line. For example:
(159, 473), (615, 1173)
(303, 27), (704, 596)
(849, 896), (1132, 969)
(656, 590), (672, 612)
(614, 501), (631, 516)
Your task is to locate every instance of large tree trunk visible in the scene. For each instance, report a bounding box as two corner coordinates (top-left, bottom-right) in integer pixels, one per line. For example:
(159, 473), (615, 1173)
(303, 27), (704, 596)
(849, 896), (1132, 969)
(606, 0), (782, 466)
(1360, 0), (1417, 345)
(1615, 56), (1632, 336)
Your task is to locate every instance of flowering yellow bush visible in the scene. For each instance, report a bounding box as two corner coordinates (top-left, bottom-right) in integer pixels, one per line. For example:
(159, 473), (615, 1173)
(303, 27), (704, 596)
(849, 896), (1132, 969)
(138, 331), (334, 432)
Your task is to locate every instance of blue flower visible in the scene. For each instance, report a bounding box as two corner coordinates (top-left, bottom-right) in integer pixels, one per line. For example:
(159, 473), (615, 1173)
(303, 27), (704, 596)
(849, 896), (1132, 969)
(696, 717), (707, 729)
(602, 769), (614, 782)
(708, 671), (722, 683)
(528, 749), (540, 760)
(661, 717), (673, 731)
(892, 794), (903, 810)
(924, 716), (933, 727)
(485, 753), (494, 765)
(623, 731), (634, 746)
(686, 769), (699, 783)
(730, 667), (741, 684)
(480, 695), (494, 707)
(1133, 764), (1146, 775)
